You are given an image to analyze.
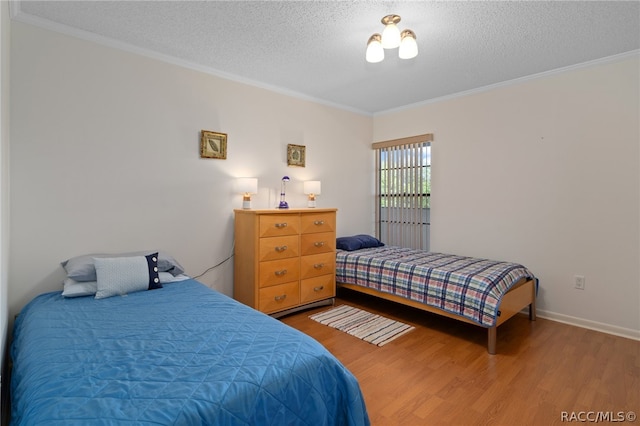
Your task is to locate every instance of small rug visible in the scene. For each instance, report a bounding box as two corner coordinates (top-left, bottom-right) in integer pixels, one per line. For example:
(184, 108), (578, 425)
(309, 305), (415, 346)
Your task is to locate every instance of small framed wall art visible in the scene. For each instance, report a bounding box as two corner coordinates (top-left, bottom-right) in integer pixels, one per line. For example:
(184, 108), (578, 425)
(200, 130), (227, 159)
(287, 144), (306, 167)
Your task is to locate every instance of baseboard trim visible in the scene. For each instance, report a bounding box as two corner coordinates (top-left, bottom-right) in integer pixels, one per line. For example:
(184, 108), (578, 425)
(529, 309), (640, 341)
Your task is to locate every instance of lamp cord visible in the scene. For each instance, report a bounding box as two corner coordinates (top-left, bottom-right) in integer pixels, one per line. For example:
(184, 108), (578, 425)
(192, 242), (235, 280)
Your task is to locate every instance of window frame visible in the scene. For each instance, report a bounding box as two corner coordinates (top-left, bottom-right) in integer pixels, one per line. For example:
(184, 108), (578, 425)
(373, 134), (433, 250)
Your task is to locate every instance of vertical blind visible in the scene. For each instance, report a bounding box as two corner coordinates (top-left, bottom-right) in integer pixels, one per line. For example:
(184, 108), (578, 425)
(373, 134), (433, 250)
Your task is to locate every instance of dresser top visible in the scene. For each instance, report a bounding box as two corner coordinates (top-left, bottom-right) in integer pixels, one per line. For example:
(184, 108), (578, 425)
(234, 208), (337, 214)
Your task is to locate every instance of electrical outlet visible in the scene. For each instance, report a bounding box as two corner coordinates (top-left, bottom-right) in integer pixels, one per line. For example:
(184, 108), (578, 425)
(574, 275), (585, 290)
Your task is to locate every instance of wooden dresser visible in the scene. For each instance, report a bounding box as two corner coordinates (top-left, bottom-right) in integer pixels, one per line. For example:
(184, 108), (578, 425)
(234, 208), (337, 316)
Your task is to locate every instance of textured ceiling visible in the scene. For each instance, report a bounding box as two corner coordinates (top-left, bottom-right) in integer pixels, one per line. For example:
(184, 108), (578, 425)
(13, 0), (640, 115)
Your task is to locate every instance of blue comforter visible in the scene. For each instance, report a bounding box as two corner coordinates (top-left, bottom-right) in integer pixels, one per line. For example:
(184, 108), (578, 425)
(10, 280), (369, 425)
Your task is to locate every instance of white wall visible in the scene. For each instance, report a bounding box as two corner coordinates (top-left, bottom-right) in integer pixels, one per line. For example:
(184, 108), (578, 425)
(373, 56), (640, 337)
(8, 21), (373, 318)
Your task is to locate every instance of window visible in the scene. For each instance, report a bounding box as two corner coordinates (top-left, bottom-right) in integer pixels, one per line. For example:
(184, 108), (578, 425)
(373, 134), (432, 250)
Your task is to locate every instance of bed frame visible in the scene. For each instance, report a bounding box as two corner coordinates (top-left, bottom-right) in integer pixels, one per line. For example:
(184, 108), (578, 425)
(338, 277), (536, 354)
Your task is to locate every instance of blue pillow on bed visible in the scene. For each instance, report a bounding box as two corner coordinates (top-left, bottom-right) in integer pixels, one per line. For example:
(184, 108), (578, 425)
(94, 253), (161, 300)
(336, 234), (385, 251)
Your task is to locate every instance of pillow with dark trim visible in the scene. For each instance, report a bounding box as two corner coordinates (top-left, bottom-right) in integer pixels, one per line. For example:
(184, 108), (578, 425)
(62, 251), (184, 281)
(94, 253), (161, 300)
(336, 235), (385, 251)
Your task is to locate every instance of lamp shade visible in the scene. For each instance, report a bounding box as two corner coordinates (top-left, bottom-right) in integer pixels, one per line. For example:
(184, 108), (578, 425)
(381, 24), (400, 48)
(236, 178), (258, 195)
(303, 181), (321, 195)
(366, 34), (384, 63)
(399, 30), (418, 59)
(381, 15), (401, 48)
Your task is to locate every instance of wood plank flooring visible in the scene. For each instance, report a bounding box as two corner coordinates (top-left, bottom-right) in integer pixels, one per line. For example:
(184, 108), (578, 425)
(280, 288), (640, 426)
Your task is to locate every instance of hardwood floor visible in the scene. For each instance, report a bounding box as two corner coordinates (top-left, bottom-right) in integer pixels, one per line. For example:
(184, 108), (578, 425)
(280, 288), (640, 426)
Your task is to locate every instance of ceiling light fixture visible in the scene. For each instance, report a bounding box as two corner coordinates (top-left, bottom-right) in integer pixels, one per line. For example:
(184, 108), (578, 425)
(366, 14), (418, 63)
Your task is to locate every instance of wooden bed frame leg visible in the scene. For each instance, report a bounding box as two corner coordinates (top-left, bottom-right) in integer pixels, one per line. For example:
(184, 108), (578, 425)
(488, 327), (497, 355)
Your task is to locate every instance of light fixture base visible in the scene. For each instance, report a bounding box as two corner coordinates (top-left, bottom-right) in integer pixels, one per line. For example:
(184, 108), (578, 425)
(381, 15), (401, 26)
(242, 194), (252, 209)
(400, 29), (416, 39)
(367, 33), (382, 45)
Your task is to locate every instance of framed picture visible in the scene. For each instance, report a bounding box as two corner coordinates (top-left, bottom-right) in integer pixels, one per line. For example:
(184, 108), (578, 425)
(287, 144), (306, 167)
(200, 130), (227, 159)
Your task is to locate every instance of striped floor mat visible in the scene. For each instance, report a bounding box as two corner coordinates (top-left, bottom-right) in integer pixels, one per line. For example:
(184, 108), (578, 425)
(309, 305), (415, 347)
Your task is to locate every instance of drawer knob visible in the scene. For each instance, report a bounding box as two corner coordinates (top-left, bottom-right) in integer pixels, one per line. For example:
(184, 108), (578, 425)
(313, 220), (325, 225)
(274, 294), (287, 302)
(274, 223), (288, 229)
(274, 270), (287, 276)
(275, 245), (288, 252)
(313, 263), (325, 269)
(313, 286), (324, 292)
(314, 241), (325, 247)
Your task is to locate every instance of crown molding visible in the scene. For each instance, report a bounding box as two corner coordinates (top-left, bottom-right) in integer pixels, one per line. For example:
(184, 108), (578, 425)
(10, 4), (372, 117)
(375, 49), (640, 117)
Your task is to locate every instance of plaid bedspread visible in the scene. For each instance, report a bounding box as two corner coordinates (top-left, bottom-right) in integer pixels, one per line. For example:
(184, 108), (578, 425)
(336, 246), (535, 327)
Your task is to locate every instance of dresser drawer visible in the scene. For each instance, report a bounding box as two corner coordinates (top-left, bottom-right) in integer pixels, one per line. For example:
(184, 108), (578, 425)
(259, 235), (299, 262)
(300, 212), (336, 234)
(259, 215), (300, 238)
(259, 281), (300, 313)
(301, 275), (335, 304)
(259, 258), (300, 287)
(300, 232), (335, 255)
(300, 252), (335, 279)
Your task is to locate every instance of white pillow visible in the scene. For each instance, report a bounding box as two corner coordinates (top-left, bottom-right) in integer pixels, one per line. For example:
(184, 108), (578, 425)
(62, 278), (97, 298)
(94, 253), (161, 300)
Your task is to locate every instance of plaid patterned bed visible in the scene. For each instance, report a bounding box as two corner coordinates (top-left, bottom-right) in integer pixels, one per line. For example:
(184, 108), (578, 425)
(336, 246), (535, 327)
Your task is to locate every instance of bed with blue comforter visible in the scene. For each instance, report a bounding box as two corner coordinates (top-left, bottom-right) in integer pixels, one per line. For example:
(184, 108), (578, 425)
(10, 279), (369, 425)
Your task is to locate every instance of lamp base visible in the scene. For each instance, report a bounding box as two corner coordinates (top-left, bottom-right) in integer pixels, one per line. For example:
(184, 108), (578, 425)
(307, 200), (316, 208)
(242, 200), (251, 209)
(278, 201), (289, 209)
